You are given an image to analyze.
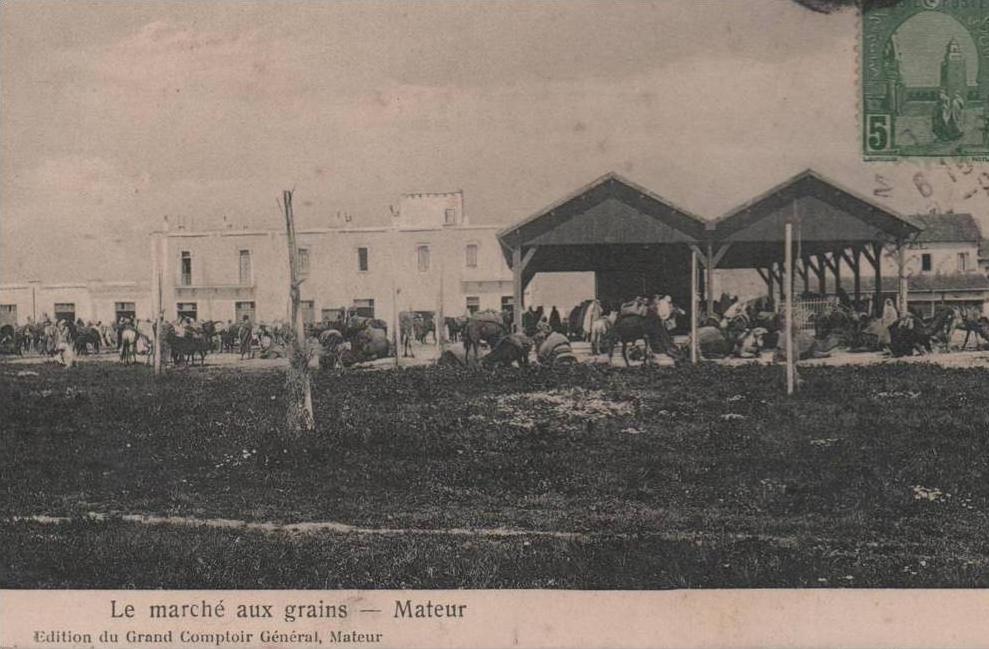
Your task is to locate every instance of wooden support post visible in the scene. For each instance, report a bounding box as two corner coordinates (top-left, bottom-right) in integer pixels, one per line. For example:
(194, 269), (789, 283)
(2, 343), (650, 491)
(705, 242), (715, 317)
(392, 282), (400, 368)
(512, 247), (524, 334)
(801, 258), (810, 295)
(832, 249), (842, 291)
(436, 260), (444, 346)
(852, 247), (862, 306)
(690, 247), (699, 364)
(785, 222), (795, 395)
(765, 266), (774, 298)
(872, 242), (883, 317)
(816, 254), (827, 295)
(896, 241), (908, 315)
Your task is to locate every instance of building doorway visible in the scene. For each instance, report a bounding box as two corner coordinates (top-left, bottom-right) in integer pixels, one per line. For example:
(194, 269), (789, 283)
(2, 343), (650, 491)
(0, 304), (16, 327)
(115, 302), (136, 324)
(321, 308), (344, 324)
(352, 298), (375, 318)
(301, 300), (315, 325)
(54, 303), (76, 324)
(235, 301), (256, 324)
(501, 295), (514, 322)
(177, 302), (198, 322)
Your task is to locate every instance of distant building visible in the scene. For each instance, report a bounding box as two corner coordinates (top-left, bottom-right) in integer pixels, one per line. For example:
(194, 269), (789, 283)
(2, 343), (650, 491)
(862, 212), (989, 313)
(0, 280), (149, 327)
(153, 191), (513, 327)
(900, 212), (982, 275)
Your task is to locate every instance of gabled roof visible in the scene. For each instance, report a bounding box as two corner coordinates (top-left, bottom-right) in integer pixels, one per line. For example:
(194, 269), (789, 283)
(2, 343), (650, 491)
(498, 172), (707, 254)
(909, 212), (981, 243)
(713, 169), (919, 242)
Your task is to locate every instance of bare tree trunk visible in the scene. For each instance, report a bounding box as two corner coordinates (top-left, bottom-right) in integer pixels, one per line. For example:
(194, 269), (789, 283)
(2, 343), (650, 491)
(283, 190), (315, 435)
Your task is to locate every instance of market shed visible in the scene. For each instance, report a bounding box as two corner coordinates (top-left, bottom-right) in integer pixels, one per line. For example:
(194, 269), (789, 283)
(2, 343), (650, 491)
(497, 173), (707, 333)
(708, 169), (921, 315)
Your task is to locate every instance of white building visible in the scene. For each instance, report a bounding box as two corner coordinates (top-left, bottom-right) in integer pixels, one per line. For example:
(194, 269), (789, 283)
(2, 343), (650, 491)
(153, 191), (514, 328)
(0, 280), (149, 327)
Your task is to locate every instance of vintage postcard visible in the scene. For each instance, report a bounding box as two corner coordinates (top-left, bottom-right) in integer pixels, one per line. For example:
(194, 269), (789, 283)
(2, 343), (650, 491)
(3, 0), (989, 648)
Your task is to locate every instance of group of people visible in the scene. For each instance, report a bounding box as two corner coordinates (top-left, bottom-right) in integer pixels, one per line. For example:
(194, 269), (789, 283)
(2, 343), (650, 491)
(522, 294), (683, 340)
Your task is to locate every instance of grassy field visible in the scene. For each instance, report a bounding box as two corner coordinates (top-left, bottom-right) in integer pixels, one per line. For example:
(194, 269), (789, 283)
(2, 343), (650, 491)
(2, 360), (989, 588)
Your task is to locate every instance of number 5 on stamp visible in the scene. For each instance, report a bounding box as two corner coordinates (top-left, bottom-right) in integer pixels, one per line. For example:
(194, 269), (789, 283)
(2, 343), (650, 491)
(865, 114), (893, 153)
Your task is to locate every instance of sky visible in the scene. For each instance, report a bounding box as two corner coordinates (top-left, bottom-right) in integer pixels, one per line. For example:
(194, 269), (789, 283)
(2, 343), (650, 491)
(2, 0), (988, 283)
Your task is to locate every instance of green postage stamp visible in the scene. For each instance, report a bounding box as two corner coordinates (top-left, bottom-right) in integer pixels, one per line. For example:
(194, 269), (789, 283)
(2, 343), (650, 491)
(863, 0), (989, 159)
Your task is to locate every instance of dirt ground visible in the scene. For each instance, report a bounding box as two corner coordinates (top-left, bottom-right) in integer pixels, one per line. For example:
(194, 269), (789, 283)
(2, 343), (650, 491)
(5, 336), (989, 371)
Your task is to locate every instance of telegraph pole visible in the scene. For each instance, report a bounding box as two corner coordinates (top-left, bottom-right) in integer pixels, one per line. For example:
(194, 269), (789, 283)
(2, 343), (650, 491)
(283, 190), (314, 434)
(151, 232), (162, 376)
(785, 217), (795, 395)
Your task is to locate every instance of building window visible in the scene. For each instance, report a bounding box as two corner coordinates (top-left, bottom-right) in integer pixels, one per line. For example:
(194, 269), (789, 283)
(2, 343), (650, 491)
(357, 247), (369, 272)
(958, 252), (969, 272)
(353, 298), (375, 318)
(921, 253), (932, 272)
(466, 296), (480, 314)
(417, 245), (430, 272)
(180, 251), (192, 286)
(465, 243), (478, 268)
(234, 301), (255, 323)
(54, 303), (75, 323)
(321, 308), (343, 323)
(444, 208), (456, 225)
(297, 248), (310, 276)
(177, 302), (198, 321)
(239, 250), (252, 285)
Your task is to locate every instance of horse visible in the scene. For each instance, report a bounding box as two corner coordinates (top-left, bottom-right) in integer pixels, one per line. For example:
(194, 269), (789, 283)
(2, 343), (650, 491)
(462, 311), (509, 361)
(167, 324), (210, 366)
(600, 313), (676, 367)
(414, 313), (436, 344)
(589, 315), (611, 355)
(445, 315), (467, 342)
(119, 325), (139, 364)
(73, 325), (102, 355)
(954, 307), (989, 350)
